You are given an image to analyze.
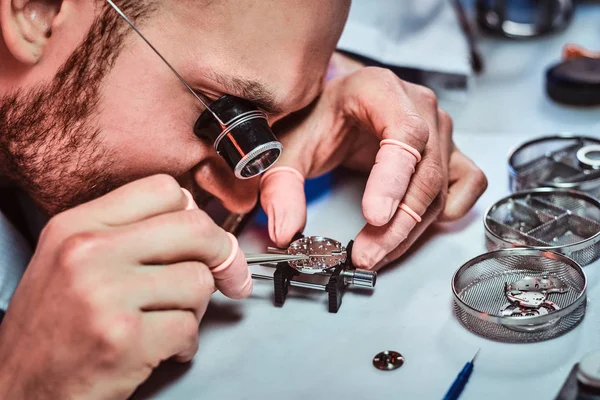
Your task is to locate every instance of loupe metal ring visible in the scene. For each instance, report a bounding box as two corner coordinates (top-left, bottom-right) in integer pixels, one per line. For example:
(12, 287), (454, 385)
(577, 145), (600, 170)
(232, 141), (283, 179)
(194, 95), (283, 180)
(451, 248), (587, 327)
(213, 111), (269, 151)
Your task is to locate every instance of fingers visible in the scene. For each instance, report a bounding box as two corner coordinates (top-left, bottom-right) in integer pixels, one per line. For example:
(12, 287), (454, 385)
(352, 81), (447, 268)
(116, 209), (252, 299)
(142, 311), (201, 363)
(183, 192), (253, 299)
(361, 143), (418, 226)
(135, 261), (215, 319)
(343, 68), (430, 152)
(259, 167), (307, 247)
(210, 233), (254, 300)
(372, 204), (440, 270)
(72, 175), (189, 227)
(355, 154), (446, 268)
(120, 209), (229, 265)
(353, 210), (416, 268)
(350, 73), (436, 227)
(439, 150), (488, 222)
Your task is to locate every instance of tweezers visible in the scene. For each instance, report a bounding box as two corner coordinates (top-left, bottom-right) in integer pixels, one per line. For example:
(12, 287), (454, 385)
(245, 253), (309, 265)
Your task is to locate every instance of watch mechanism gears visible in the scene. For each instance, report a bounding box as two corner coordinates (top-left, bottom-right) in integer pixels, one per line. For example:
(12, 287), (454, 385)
(287, 236), (347, 274)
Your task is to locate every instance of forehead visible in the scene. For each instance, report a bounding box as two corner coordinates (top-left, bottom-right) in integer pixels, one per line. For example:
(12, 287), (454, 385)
(128, 0), (349, 114)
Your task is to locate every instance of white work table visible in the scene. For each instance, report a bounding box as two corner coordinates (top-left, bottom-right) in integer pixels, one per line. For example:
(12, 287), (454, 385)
(133, 7), (600, 400)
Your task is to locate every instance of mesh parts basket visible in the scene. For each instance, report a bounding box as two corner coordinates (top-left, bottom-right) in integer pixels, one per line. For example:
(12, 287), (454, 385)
(508, 134), (600, 198)
(484, 189), (600, 266)
(452, 249), (587, 343)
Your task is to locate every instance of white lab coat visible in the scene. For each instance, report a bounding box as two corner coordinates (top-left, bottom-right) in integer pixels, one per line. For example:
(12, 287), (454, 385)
(337, 0), (471, 90)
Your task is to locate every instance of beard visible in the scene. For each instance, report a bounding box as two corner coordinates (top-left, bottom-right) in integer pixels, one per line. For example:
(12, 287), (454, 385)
(0, 2), (153, 215)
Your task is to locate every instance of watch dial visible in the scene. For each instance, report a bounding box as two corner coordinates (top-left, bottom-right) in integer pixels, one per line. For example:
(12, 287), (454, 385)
(287, 236), (347, 274)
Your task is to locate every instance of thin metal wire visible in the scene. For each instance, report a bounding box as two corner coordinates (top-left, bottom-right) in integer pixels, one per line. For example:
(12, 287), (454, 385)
(105, 0), (225, 126)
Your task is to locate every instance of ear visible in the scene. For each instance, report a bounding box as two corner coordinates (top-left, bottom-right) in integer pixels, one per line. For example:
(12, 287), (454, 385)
(0, 0), (62, 64)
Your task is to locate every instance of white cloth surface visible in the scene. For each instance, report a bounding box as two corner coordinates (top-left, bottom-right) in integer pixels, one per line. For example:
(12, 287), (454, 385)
(337, 0), (471, 76)
(132, 130), (600, 400)
(0, 211), (31, 311)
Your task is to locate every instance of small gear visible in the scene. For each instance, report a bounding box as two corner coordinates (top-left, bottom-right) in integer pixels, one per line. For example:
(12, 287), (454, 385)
(500, 301), (560, 317)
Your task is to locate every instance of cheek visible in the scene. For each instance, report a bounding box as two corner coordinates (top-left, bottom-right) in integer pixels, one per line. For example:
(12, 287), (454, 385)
(95, 44), (208, 178)
(97, 99), (207, 178)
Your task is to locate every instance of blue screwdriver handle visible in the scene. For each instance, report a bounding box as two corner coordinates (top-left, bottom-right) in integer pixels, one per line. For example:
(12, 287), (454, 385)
(442, 361), (474, 400)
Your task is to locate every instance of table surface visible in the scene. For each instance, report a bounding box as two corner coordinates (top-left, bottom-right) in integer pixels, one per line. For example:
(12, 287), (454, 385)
(133, 7), (600, 400)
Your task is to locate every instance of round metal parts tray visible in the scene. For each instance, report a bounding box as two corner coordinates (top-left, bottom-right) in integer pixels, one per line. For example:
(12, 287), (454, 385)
(484, 189), (600, 266)
(452, 249), (587, 343)
(508, 134), (600, 198)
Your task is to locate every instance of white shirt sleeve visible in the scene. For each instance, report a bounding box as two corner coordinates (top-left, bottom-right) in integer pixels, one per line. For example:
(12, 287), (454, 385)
(0, 211), (31, 312)
(337, 0), (471, 77)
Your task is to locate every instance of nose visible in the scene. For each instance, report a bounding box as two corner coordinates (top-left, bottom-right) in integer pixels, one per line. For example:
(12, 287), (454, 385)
(193, 157), (260, 214)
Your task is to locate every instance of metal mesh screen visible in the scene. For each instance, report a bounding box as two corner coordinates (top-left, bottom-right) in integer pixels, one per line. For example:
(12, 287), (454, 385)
(485, 190), (600, 266)
(509, 136), (600, 198)
(453, 250), (586, 343)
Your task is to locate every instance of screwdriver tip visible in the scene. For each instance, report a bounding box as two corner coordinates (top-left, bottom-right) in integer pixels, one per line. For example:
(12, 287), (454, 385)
(471, 349), (481, 363)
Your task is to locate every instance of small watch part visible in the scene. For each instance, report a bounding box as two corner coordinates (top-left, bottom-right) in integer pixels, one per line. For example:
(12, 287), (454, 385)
(577, 145), (600, 170)
(373, 351), (404, 371)
(286, 236), (347, 274)
(505, 275), (569, 294)
(500, 301), (560, 317)
(503, 275), (568, 311)
(505, 290), (548, 308)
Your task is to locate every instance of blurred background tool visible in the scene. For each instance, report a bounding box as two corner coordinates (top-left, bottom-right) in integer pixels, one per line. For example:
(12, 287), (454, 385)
(555, 350), (600, 399)
(450, 0), (485, 74)
(546, 45), (600, 106)
(442, 349), (480, 400)
(476, 0), (574, 39)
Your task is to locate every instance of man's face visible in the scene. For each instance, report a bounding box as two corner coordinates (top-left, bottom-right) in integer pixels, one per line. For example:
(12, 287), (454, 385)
(0, 0), (350, 214)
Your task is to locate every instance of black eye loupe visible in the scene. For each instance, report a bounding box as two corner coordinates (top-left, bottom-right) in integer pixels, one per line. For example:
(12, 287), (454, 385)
(193, 95), (282, 179)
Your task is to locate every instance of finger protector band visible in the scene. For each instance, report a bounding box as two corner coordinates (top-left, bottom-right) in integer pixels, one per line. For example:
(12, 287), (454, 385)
(399, 203), (422, 223)
(380, 139), (422, 163)
(260, 166), (305, 189)
(181, 188), (196, 210)
(213, 232), (239, 273)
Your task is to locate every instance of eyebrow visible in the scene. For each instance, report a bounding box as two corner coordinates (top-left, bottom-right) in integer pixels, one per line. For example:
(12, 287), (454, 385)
(208, 73), (284, 115)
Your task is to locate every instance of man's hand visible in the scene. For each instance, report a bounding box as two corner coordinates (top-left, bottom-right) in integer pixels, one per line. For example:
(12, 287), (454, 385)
(0, 175), (252, 399)
(260, 66), (487, 270)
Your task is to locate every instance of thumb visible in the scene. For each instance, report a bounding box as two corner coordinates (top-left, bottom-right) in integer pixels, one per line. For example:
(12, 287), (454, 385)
(260, 166), (307, 247)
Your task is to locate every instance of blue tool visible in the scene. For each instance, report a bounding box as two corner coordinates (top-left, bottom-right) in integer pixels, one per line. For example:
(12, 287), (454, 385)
(442, 349), (480, 400)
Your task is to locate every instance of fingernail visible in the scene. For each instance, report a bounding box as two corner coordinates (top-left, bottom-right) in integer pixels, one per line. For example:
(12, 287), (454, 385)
(240, 269), (254, 297)
(214, 246), (252, 300)
(266, 203), (279, 243)
(234, 249), (253, 299)
(230, 247), (253, 298)
(181, 188), (197, 210)
(365, 197), (397, 226)
(267, 204), (290, 247)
